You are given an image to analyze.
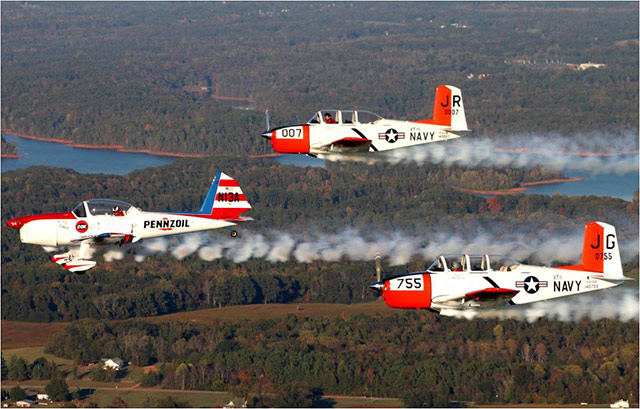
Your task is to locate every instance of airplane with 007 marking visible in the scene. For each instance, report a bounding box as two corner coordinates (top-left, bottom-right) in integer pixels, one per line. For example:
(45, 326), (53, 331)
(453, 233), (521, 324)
(261, 85), (469, 158)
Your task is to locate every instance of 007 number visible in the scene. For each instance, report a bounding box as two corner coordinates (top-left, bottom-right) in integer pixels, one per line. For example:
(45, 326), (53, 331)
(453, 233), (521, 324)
(280, 128), (302, 138)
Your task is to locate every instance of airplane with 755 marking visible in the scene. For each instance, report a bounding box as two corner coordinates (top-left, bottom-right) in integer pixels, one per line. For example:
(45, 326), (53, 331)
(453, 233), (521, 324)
(370, 222), (630, 314)
(261, 85), (469, 158)
(6, 172), (252, 273)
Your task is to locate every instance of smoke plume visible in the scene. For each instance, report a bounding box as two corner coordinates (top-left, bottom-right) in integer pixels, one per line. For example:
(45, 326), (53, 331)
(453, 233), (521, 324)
(441, 287), (638, 323)
(134, 228), (639, 266)
(321, 132), (639, 175)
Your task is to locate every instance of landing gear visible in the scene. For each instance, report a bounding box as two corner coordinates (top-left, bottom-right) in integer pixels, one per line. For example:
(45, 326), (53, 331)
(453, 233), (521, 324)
(230, 230), (239, 238)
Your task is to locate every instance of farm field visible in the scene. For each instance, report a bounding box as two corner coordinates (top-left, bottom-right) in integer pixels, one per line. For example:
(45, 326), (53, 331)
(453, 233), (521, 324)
(2, 301), (400, 351)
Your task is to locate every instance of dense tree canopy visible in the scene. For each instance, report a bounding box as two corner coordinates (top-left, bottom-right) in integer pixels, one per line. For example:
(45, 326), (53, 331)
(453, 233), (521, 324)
(2, 3), (638, 154)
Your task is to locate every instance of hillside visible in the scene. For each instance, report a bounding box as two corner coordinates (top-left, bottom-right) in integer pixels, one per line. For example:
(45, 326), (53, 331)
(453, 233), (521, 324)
(2, 3), (638, 154)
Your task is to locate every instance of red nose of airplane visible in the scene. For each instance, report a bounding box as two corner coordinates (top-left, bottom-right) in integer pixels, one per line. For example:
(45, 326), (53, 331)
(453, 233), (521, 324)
(6, 217), (25, 229)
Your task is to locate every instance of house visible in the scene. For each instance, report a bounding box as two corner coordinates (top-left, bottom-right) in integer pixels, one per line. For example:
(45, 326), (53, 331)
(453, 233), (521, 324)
(103, 357), (125, 370)
(36, 393), (49, 401)
(223, 397), (247, 408)
(16, 400), (36, 408)
(610, 399), (629, 408)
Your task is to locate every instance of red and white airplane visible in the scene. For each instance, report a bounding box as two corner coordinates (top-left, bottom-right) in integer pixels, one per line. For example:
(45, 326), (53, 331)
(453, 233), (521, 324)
(261, 85), (469, 158)
(6, 172), (252, 273)
(370, 222), (629, 313)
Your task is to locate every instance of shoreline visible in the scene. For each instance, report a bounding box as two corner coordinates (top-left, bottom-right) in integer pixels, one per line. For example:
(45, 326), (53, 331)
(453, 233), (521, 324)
(1, 129), (205, 159)
(456, 177), (586, 196)
(1, 154), (24, 159)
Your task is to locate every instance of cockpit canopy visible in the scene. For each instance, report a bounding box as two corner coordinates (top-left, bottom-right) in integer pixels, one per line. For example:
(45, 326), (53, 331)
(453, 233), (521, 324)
(307, 110), (383, 125)
(426, 254), (521, 273)
(72, 199), (134, 218)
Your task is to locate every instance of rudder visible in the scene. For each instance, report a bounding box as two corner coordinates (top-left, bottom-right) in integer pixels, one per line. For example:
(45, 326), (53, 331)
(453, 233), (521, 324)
(415, 85), (469, 131)
(199, 172), (251, 219)
(581, 221), (623, 278)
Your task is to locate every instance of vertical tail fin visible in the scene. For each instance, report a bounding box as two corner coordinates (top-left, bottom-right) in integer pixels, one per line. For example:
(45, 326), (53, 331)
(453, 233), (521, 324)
(581, 221), (624, 278)
(414, 85), (469, 131)
(199, 172), (251, 219)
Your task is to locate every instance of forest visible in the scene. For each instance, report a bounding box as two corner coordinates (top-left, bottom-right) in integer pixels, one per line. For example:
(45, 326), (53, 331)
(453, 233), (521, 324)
(2, 315), (637, 406)
(2, 2), (638, 155)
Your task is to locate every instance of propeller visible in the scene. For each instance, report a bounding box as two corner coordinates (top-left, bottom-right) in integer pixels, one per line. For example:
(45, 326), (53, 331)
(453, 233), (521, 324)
(265, 109), (271, 132)
(261, 109), (272, 151)
(369, 253), (384, 292)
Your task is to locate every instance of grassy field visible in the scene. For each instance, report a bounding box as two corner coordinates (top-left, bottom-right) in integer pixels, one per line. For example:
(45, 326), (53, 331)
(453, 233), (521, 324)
(142, 301), (401, 325)
(2, 301), (401, 349)
(1, 346), (73, 365)
(86, 388), (233, 407)
(1, 320), (69, 348)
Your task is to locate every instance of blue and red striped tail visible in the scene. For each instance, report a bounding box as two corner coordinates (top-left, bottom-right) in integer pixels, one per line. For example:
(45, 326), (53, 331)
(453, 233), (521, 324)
(199, 172), (251, 219)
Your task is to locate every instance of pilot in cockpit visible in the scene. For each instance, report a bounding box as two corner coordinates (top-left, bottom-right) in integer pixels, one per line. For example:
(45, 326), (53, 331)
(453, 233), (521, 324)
(113, 206), (125, 217)
(324, 113), (337, 124)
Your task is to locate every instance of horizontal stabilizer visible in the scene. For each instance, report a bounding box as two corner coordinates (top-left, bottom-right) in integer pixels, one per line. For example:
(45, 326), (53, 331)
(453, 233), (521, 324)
(63, 259), (97, 273)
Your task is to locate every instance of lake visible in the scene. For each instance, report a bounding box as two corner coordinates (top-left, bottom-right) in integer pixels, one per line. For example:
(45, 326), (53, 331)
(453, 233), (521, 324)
(2, 133), (638, 200)
(1, 133), (175, 175)
(272, 153), (639, 201)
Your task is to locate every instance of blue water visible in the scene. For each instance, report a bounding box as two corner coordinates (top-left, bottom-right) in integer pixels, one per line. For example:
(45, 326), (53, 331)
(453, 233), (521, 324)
(273, 154), (638, 201)
(523, 171), (639, 200)
(2, 134), (637, 200)
(1, 133), (175, 175)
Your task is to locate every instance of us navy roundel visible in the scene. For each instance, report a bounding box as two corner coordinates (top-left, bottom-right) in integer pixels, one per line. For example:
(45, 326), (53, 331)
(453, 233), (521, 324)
(378, 128), (405, 143)
(516, 276), (548, 294)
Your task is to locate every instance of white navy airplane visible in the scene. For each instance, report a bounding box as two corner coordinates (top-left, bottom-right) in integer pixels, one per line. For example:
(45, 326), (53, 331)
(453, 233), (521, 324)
(261, 85), (469, 158)
(370, 222), (630, 313)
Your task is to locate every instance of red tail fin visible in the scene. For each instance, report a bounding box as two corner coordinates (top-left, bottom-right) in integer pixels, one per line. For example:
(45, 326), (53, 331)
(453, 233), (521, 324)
(413, 85), (468, 130)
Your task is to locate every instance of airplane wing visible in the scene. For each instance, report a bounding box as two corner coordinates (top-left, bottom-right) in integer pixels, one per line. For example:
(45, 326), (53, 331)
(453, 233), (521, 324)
(313, 137), (372, 153)
(71, 232), (138, 245)
(463, 288), (519, 308)
(432, 287), (519, 310)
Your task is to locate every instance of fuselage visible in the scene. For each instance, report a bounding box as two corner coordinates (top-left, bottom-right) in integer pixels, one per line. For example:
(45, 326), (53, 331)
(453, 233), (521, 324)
(267, 116), (465, 156)
(14, 208), (234, 247)
(382, 264), (622, 311)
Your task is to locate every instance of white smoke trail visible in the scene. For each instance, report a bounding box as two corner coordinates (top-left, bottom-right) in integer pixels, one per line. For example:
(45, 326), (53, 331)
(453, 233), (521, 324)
(103, 249), (125, 262)
(322, 133), (639, 175)
(136, 228), (639, 266)
(441, 287), (639, 322)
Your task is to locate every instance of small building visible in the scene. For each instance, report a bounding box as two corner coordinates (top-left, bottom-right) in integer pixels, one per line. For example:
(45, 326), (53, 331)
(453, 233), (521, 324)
(103, 357), (125, 370)
(36, 393), (50, 401)
(224, 397), (248, 408)
(16, 400), (36, 408)
(610, 399), (629, 408)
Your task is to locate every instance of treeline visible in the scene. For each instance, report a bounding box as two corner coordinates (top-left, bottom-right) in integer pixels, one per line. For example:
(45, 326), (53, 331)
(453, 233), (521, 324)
(2, 159), (637, 322)
(1, 136), (18, 155)
(1, 355), (58, 381)
(1, 3), (638, 154)
(45, 315), (639, 406)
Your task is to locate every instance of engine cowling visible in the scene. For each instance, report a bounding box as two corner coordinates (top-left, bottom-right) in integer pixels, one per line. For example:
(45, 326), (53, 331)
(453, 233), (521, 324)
(381, 273), (432, 309)
(270, 125), (310, 153)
